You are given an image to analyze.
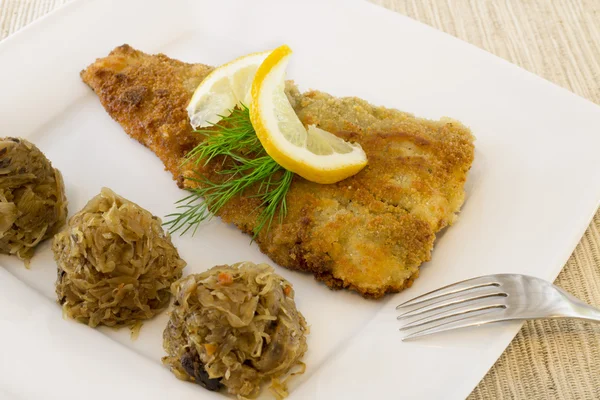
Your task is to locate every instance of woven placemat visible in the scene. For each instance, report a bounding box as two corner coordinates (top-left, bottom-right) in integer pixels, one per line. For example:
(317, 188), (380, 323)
(2, 0), (600, 397)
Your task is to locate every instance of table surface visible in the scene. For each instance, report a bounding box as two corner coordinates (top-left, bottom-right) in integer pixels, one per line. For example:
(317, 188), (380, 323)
(2, 0), (600, 398)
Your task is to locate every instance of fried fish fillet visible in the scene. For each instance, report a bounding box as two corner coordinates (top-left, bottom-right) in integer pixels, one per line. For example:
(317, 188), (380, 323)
(81, 45), (474, 298)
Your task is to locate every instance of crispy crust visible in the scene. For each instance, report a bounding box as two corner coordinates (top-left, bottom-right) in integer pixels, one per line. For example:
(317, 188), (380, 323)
(81, 45), (475, 298)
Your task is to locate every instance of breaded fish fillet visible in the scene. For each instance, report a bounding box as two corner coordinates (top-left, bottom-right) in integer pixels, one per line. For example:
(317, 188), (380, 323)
(81, 45), (474, 298)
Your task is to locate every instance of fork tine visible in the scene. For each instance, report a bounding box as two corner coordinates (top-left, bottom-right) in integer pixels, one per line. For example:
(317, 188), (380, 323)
(396, 284), (503, 317)
(401, 309), (511, 341)
(397, 289), (507, 319)
(396, 275), (500, 310)
(399, 300), (506, 331)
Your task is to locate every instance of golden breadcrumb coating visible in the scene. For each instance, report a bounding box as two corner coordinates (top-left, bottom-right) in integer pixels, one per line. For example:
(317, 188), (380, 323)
(81, 45), (474, 298)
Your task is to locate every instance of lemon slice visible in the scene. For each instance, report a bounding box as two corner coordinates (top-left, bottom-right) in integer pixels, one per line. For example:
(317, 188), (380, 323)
(250, 45), (367, 184)
(187, 50), (271, 129)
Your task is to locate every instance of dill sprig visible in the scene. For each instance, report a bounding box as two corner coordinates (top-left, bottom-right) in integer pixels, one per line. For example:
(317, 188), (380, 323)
(164, 105), (293, 236)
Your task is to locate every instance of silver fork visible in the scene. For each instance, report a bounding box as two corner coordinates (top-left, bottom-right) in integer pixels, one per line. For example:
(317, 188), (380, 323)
(396, 274), (600, 340)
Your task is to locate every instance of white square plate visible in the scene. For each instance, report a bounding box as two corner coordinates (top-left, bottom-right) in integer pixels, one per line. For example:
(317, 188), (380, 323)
(1, 0), (600, 399)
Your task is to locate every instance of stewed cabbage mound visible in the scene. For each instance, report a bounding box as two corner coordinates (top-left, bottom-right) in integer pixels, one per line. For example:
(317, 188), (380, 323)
(53, 187), (186, 327)
(162, 262), (308, 399)
(0, 137), (67, 263)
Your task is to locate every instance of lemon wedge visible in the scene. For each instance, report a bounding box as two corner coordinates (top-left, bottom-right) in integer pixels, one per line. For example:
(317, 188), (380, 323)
(187, 50), (271, 129)
(250, 45), (367, 184)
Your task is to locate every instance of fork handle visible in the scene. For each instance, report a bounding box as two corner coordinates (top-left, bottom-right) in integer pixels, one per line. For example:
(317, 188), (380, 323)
(565, 303), (600, 323)
(555, 287), (600, 323)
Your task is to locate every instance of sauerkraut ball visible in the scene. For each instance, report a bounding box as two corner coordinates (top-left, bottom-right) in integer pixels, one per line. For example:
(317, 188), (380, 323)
(0, 137), (67, 263)
(53, 188), (186, 327)
(162, 262), (308, 399)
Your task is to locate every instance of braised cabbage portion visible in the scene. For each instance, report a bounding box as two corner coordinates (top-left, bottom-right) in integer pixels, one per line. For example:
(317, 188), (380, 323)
(163, 262), (308, 399)
(0, 137), (67, 263)
(53, 188), (186, 327)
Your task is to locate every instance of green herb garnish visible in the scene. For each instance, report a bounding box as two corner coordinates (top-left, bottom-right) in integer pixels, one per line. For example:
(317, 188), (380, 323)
(164, 105), (293, 236)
